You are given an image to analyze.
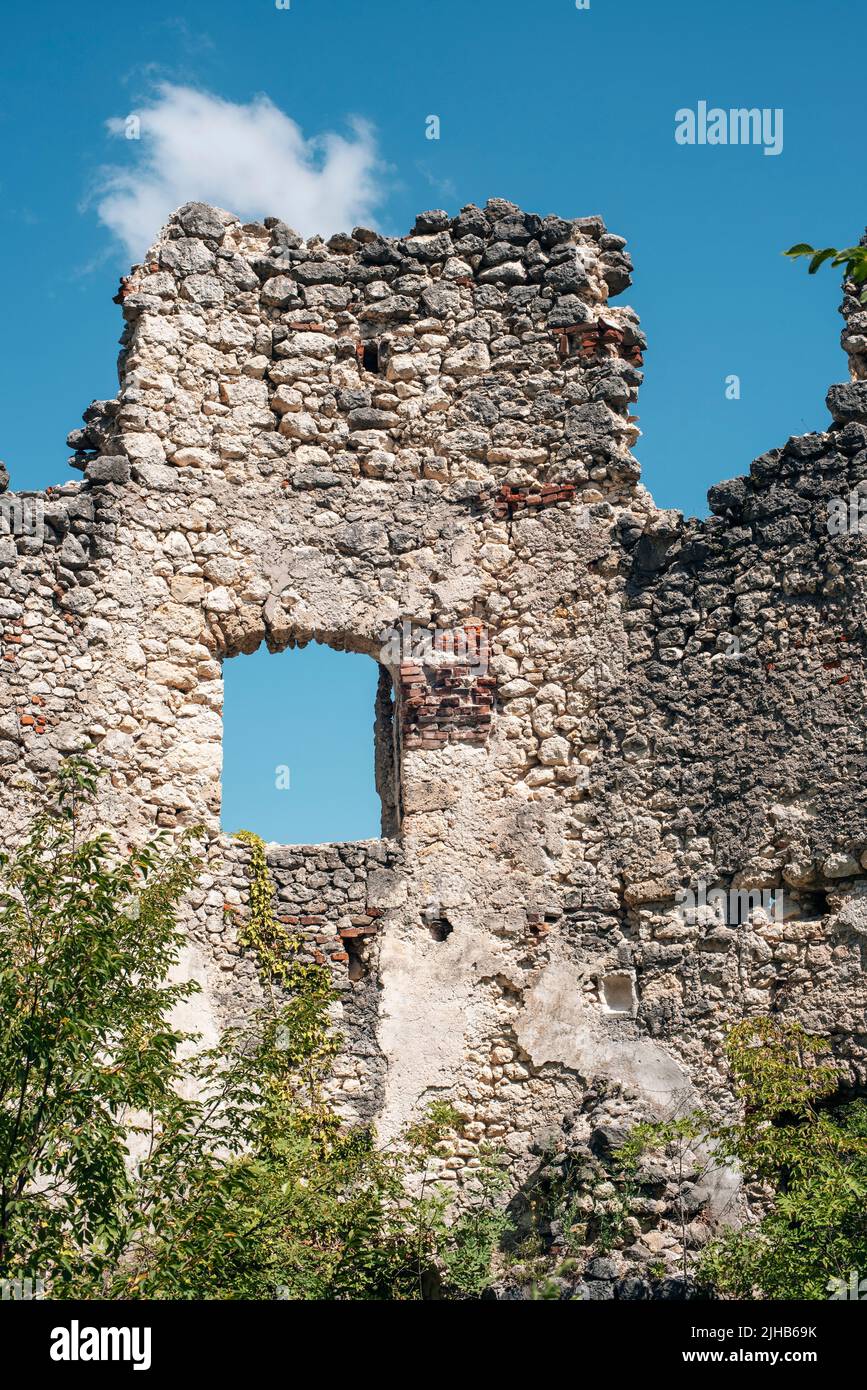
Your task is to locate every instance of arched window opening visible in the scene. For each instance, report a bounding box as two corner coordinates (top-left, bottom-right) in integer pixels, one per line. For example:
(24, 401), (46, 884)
(221, 640), (398, 845)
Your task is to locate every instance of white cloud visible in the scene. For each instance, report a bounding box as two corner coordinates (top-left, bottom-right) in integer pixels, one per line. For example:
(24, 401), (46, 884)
(95, 83), (383, 260)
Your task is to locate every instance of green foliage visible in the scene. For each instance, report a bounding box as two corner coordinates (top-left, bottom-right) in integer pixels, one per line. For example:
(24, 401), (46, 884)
(616, 1113), (704, 1173)
(622, 1019), (867, 1299)
(784, 242), (867, 301)
(437, 1148), (512, 1295)
(233, 828), (339, 1116)
(591, 1197), (634, 1255)
(0, 756), (204, 1288)
(123, 1032), (462, 1301)
(0, 765), (510, 1299)
(503, 1118), (642, 1285)
(697, 1018), (867, 1300)
(582, 1159), (640, 1255)
(232, 830), (297, 984)
(614, 1109), (709, 1278)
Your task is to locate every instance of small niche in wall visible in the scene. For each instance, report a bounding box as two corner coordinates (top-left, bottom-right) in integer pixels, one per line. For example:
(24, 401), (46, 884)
(600, 971), (637, 1016)
(344, 933), (371, 983)
(361, 341), (381, 373)
(798, 889), (830, 919)
(422, 900), (453, 942)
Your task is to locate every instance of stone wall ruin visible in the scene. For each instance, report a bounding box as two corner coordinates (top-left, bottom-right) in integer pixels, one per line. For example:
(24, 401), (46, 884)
(1, 198), (865, 1229)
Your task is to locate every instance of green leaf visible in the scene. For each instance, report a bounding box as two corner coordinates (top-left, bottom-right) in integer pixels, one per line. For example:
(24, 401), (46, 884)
(808, 248), (838, 274)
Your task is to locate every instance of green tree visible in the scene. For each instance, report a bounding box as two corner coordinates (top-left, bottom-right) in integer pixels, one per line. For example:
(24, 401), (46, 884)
(0, 757), (203, 1288)
(623, 1018), (867, 1300)
(699, 1018), (867, 1300)
(0, 763), (509, 1299)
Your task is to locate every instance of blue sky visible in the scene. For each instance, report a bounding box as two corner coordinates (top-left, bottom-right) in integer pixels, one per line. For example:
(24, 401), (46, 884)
(1, 0), (863, 842)
(222, 643), (381, 845)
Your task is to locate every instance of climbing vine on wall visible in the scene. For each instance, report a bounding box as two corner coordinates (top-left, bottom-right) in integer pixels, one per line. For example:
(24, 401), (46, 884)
(233, 829), (340, 1084)
(233, 829), (298, 984)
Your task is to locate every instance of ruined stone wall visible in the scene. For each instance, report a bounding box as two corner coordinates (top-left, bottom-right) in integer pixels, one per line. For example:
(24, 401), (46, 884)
(0, 197), (864, 1218)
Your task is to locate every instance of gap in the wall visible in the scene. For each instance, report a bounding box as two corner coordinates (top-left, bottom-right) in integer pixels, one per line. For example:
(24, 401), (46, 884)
(221, 640), (383, 846)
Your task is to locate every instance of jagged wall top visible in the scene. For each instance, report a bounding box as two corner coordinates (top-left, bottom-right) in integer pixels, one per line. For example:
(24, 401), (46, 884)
(65, 197), (645, 502)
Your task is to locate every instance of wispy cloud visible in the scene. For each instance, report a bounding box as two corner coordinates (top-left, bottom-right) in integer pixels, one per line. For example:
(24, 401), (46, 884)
(94, 83), (384, 260)
(416, 161), (457, 203)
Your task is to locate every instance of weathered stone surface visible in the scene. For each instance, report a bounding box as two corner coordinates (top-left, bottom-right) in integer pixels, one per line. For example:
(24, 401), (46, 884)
(84, 455), (130, 485)
(1, 199), (865, 1269)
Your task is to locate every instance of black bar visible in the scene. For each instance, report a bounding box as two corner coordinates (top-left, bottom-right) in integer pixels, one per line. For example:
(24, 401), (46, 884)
(4, 1296), (861, 1377)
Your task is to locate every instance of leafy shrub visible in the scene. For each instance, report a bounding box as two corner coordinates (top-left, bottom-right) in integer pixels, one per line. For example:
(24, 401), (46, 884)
(0, 761), (509, 1299)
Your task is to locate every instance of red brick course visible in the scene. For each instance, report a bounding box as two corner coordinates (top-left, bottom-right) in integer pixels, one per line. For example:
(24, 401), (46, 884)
(490, 483), (577, 518)
(553, 319), (644, 366)
(399, 634), (495, 748)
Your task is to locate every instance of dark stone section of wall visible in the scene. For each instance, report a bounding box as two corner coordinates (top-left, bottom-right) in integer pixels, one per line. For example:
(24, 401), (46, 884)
(263, 837), (404, 1121)
(374, 664), (401, 836)
(599, 419), (867, 1075)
